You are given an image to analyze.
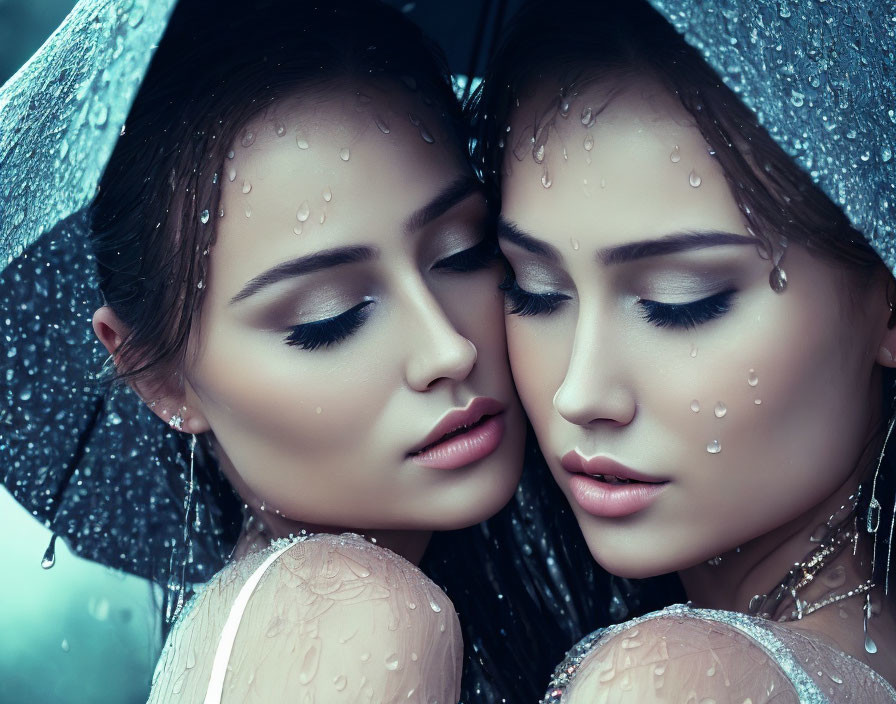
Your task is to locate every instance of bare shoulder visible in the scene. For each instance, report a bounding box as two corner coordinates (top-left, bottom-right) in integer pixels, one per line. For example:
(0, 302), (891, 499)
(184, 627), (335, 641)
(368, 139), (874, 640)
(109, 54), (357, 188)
(565, 614), (799, 704)
(149, 534), (461, 704)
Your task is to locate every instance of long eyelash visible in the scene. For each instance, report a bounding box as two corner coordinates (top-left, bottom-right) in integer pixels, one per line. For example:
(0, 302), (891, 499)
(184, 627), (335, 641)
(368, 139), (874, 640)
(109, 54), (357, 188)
(433, 238), (499, 272)
(499, 272), (569, 316)
(284, 300), (374, 351)
(639, 290), (735, 330)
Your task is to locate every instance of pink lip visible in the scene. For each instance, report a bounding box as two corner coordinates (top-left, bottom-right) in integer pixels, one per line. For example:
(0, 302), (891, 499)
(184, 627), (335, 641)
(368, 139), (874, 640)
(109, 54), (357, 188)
(560, 452), (668, 518)
(410, 397), (505, 470)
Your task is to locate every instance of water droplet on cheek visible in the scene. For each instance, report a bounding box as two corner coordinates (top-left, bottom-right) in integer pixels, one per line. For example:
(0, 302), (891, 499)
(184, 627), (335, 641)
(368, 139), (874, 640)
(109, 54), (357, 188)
(570, 237), (580, 250)
(293, 224), (303, 236)
(296, 135), (310, 150)
(690, 400), (700, 413)
(747, 369), (759, 386)
(241, 180), (252, 194)
(275, 122), (286, 136)
(706, 439), (721, 454)
(533, 144), (546, 163)
(689, 344), (698, 358)
(322, 187), (333, 202)
(713, 402), (727, 418)
(226, 150), (235, 159)
(688, 169), (702, 187)
(339, 147), (351, 161)
(374, 116), (391, 134)
(754, 398), (762, 405)
(227, 168), (236, 182)
(581, 106), (595, 127)
(385, 654), (399, 670)
(670, 145), (681, 162)
(333, 675), (347, 691)
(315, 406), (322, 415)
(297, 201), (310, 222)
(583, 133), (595, 151)
(245, 206), (252, 218)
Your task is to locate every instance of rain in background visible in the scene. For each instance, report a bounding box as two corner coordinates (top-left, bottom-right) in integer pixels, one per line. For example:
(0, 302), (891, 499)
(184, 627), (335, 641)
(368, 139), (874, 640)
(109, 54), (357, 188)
(2, 3), (160, 703)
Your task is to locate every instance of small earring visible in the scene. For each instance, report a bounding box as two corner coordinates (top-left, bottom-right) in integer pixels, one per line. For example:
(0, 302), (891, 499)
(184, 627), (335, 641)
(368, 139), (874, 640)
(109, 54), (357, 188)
(168, 413), (185, 431)
(769, 243), (788, 293)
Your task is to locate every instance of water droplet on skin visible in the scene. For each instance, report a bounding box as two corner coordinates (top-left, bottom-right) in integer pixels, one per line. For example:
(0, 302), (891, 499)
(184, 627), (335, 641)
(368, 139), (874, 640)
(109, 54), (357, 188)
(293, 225), (303, 236)
(559, 99), (571, 117)
(419, 126), (435, 144)
(706, 556), (722, 566)
(747, 369), (759, 386)
(411, 652), (419, 661)
(296, 135), (310, 150)
(688, 169), (702, 187)
(339, 147), (351, 161)
(706, 440), (722, 454)
(599, 666), (617, 683)
(600, 177), (606, 188)
(360, 652), (370, 662)
(690, 344), (698, 358)
(439, 622), (446, 632)
(334, 675), (347, 691)
(690, 400), (701, 413)
(583, 133), (595, 151)
(581, 106), (594, 127)
(533, 144), (546, 163)
(219, 208), (225, 218)
(323, 187), (332, 202)
(769, 266), (788, 292)
(245, 206), (252, 218)
(375, 116), (391, 134)
(407, 601), (416, 610)
(319, 213), (326, 224)
(713, 402), (727, 418)
(228, 168), (236, 182)
(670, 145), (681, 162)
(275, 122), (286, 136)
(315, 406), (322, 415)
(200, 209), (210, 224)
(385, 654), (399, 670)
(61, 639), (70, 652)
(429, 600), (442, 613)
(562, 147), (568, 161)
(212, 172), (219, 184)
(541, 169), (552, 188)
(822, 564), (847, 588)
(226, 150), (235, 159)
(241, 180), (251, 194)
(41, 534), (57, 569)
(297, 202), (311, 222)
(570, 237), (580, 251)
(754, 398), (762, 405)
(241, 130), (256, 147)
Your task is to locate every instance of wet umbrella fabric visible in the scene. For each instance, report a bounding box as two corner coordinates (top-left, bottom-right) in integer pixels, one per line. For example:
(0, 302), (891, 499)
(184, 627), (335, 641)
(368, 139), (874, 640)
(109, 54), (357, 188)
(1, 0), (894, 598)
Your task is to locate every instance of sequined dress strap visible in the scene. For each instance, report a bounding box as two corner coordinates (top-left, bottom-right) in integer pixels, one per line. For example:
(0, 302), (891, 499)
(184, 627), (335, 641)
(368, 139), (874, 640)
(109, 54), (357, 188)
(542, 604), (831, 703)
(202, 539), (297, 704)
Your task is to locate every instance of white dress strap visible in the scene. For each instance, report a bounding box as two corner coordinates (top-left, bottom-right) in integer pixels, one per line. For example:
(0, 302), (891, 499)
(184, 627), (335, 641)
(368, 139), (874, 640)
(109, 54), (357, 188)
(203, 540), (296, 704)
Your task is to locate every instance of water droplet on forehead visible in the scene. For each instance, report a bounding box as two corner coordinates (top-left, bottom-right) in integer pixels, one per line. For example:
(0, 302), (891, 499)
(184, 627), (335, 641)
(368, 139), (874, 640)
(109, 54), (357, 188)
(754, 398), (762, 405)
(688, 169), (702, 187)
(418, 126), (435, 144)
(293, 224), (303, 236)
(533, 143), (546, 163)
(581, 106), (595, 127)
(226, 150), (235, 159)
(690, 400), (701, 413)
(245, 206), (252, 218)
(429, 599), (442, 613)
(374, 116), (391, 134)
(275, 122), (286, 136)
(241, 180), (251, 194)
(227, 168), (236, 182)
(747, 369), (759, 386)
(241, 130), (256, 147)
(583, 134), (595, 151)
(296, 202), (311, 223)
(706, 439), (722, 454)
(339, 147), (351, 161)
(319, 213), (326, 224)
(541, 169), (552, 188)
(713, 402), (727, 418)
(296, 135), (310, 150)
(322, 187), (332, 202)
(199, 209), (210, 224)
(670, 145), (681, 163)
(570, 237), (580, 250)
(689, 344), (698, 358)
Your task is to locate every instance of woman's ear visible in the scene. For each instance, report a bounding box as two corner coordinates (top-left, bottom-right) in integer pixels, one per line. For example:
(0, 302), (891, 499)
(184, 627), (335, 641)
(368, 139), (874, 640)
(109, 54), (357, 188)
(92, 306), (211, 434)
(877, 278), (896, 367)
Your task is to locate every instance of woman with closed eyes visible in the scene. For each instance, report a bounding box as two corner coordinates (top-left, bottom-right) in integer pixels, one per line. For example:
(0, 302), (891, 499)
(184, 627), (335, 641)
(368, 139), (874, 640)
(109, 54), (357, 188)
(87, 1), (531, 701)
(473, 0), (896, 701)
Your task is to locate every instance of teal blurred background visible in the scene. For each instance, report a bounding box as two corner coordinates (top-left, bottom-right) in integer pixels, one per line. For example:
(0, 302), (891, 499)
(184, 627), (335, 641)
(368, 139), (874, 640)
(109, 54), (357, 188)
(2, 6), (161, 703)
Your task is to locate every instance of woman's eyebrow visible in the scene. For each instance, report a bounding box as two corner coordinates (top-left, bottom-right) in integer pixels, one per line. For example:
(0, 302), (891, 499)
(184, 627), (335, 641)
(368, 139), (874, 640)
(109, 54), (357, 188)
(403, 175), (483, 233)
(230, 246), (376, 304)
(598, 231), (756, 265)
(497, 218), (562, 261)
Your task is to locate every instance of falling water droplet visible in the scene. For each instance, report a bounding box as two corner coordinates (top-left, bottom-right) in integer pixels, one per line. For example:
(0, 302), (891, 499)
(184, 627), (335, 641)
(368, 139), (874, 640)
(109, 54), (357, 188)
(41, 534), (58, 569)
(385, 654), (399, 670)
(533, 144), (546, 163)
(297, 202), (311, 222)
(296, 135), (310, 150)
(713, 402), (727, 418)
(581, 106), (594, 126)
(670, 145), (681, 163)
(375, 116), (391, 134)
(228, 168), (236, 182)
(688, 169), (702, 187)
(583, 134), (595, 151)
(747, 369), (759, 386)
(541, 169), (552, 188)
(200, 210), (210, 224)
(241, 130), (256, 147)
(339, 147), (351, 161)
(323, 187), (332, 202)
(690, 400), (701, 413)
(241, 180), (252, 194)
(570, 237), (580, 251)
(706, 440), (722, 454)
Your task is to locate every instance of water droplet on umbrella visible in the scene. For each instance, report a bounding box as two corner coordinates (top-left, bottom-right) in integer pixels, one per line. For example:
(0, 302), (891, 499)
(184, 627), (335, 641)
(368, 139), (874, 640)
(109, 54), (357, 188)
(581, 106), (594, 127)
(583, 134), (595, 151)
(670, 145), (681, 162)
(323, 187), (332, 202)
(690, 400), (700, 413)
(241, 130), (256, 147)
(375, 116), (391, 134)
(297, 202), (310, 222)
(706, 439), (722, 454)
(747, 369), (759, 386)
(41, 534), (57, 569)
(241, 180), (252, 194)
(570, 237), (580, 250)
(688, 169), (702, 187)
(713, 402), (727, 418)
(339, 148), (351, 161)
(385, 653), (399, 670)
(61, 639), (70, 652)
(296, 136), (310, 150)
(200, 210), (210, 224)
